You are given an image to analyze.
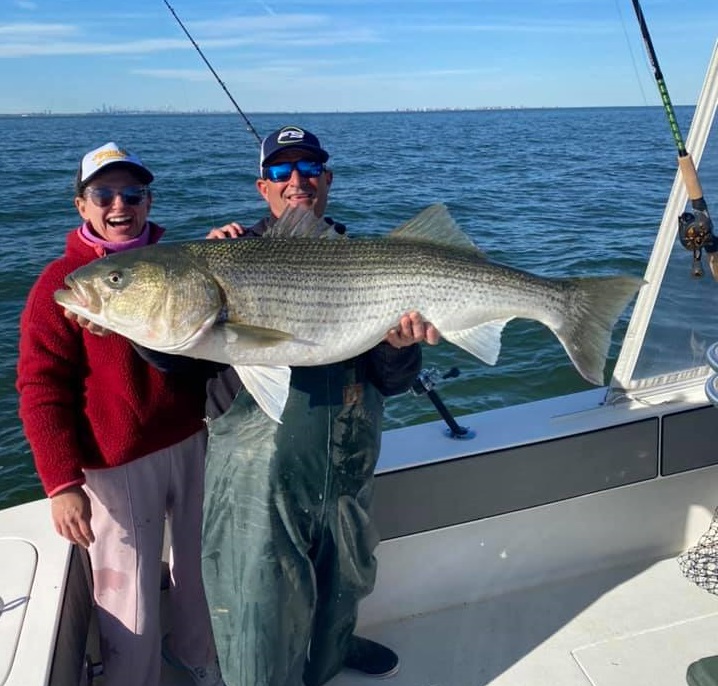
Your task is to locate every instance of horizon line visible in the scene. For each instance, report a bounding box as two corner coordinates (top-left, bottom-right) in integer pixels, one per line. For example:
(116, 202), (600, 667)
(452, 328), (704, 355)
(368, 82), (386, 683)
(0, 104), (689, 118)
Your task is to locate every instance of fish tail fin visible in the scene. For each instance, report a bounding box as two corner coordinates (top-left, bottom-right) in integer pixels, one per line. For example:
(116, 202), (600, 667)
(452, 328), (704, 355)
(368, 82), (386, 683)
(554, 275), (644, 385)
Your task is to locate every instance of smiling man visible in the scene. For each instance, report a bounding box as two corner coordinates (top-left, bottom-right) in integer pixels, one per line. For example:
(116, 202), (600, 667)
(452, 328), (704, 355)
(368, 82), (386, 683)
(199, 125), (439, 686)
(257, 125), (332, 217)
(208, 125), (338, 239)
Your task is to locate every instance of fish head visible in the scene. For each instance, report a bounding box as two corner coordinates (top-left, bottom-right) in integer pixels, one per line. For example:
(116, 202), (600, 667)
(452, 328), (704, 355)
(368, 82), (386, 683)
(54, 246), (224, 351)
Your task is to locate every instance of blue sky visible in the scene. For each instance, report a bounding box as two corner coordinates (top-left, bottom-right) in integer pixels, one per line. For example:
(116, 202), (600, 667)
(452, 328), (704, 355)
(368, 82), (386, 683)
(1, 0), (716, 114)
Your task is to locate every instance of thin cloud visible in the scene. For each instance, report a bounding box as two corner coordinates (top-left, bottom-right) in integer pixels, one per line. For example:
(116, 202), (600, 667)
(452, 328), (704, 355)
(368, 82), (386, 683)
(181, 13), (381, 43)
(405, 19), (619, 35)
(135, 67), (231, 82)
(0, 26), (381, 58)
(0, 37), (189, 58)
(136, 63), (494, 86)
(251, 29), (381, 47)
(188, 13), (329, 35)
(0, 22), (77, 37)
(287, 67), (496, 86)
(254, 0), (277, 15)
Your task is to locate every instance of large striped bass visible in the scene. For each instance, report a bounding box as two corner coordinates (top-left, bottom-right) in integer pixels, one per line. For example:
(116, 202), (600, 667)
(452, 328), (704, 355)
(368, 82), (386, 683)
(54, 204), (643, 422)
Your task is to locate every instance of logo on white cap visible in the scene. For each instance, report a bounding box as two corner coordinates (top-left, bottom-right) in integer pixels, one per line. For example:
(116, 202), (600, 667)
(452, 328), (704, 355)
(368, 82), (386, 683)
(92, 146), (131, 165)
(80, 142), (152, 185)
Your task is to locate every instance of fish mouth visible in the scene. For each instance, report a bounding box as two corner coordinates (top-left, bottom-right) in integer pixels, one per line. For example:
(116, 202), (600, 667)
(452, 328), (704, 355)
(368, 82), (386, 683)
(55, 275), (98, 312)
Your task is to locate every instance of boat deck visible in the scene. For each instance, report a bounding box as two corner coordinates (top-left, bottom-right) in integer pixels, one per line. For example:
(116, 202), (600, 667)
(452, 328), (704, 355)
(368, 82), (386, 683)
(8, 407), (718, 686)
(89, 465), (718, 686)
(333, 555), (718, 686)
(155, 550), (718, 686)
(8, 502), (718, 686)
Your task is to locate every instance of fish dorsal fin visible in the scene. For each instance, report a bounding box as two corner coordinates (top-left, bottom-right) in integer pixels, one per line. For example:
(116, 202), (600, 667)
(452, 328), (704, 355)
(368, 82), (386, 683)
(233, 364), (292, 423)
(264, 206), (340, 239)
(388, 203), (483, 253)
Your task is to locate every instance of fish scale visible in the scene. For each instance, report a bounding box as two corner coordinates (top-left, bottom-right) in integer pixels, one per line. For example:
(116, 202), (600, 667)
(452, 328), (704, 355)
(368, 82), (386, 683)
(186, 237), (486, 331)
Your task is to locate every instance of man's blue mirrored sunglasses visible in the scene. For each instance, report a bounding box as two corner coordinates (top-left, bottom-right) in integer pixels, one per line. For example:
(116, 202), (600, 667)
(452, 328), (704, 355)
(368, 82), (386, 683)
(85, 185), (148, 208)
(262, 160), (324, 183)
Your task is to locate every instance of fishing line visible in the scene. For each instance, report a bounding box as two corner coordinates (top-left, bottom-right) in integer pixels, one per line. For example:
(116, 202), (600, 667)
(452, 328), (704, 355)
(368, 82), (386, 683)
(162, 0), (263, 145)
(161, 0), (263, 231)
(629, 0), (716, 278)
(614, 0), (651, 106)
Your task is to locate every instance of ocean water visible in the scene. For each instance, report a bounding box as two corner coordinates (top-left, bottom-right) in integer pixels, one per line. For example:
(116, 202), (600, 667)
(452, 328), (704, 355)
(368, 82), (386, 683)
(0, 107), (695, 509)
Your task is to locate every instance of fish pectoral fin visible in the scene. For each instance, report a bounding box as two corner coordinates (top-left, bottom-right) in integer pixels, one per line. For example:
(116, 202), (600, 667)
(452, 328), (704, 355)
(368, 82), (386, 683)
(221, 322), (294, 347)
(442, 319), (513, 366)
(233, 365), (291, 423)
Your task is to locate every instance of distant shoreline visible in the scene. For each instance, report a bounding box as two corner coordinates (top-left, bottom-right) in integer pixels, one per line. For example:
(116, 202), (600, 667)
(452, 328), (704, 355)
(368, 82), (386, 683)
(0, 104), (690, 118)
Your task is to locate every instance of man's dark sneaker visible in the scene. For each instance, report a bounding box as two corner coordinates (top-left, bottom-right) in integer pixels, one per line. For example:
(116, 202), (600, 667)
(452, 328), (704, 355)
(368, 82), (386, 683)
(343, 635), (400, 679)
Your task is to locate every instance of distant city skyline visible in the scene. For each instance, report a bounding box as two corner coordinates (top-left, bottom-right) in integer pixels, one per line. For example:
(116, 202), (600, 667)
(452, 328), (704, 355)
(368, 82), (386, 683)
(1, 1), (716, 115)
(5, 103), (698, 119)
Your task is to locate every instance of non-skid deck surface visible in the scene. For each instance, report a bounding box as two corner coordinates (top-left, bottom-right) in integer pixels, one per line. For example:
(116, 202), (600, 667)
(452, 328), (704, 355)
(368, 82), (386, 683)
(330, 557), (718, 686)
(145, 554), (718, 685)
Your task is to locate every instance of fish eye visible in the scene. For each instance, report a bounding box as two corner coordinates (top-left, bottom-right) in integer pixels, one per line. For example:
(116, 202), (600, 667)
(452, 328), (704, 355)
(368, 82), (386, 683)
(105, 270), (125, 288)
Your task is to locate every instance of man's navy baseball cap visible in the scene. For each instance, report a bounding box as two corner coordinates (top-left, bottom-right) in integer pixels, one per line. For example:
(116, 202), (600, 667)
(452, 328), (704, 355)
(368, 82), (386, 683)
(259, 126), (330, 171)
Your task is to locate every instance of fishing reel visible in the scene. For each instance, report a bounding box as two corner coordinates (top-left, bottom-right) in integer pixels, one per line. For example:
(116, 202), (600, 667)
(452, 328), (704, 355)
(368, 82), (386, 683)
(410, 366), (460, 396)
(678, 208), (716, 278)
(410, 367), (475, 439)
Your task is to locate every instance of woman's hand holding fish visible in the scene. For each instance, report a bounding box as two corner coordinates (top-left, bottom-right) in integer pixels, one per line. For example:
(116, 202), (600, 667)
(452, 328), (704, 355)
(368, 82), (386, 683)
(63, 310), (111, 336)
(386, 311), (440, 349)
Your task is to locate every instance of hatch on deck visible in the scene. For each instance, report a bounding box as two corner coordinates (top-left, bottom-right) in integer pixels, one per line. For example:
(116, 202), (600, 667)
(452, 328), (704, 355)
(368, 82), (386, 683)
(0, 539), (38, 686)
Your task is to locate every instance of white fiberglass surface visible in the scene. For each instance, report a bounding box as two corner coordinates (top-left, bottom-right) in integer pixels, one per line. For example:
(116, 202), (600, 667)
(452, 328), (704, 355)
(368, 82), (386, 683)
(613, 41), (718, 397)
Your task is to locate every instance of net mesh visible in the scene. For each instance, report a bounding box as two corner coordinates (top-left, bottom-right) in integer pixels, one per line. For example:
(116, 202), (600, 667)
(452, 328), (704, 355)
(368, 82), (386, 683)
(678, 507), (718, 594)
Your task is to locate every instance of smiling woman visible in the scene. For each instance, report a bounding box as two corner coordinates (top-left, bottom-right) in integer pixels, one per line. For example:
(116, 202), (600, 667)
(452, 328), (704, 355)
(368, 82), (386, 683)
(72, 141), (154, 243)
(14, 140), (225, 686)
(76, 176), (152, 241)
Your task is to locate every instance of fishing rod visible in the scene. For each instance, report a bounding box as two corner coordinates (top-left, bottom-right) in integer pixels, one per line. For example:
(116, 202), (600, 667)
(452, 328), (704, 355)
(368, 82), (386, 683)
(630, 0), (716, 278)
(162, 0), (263, 144)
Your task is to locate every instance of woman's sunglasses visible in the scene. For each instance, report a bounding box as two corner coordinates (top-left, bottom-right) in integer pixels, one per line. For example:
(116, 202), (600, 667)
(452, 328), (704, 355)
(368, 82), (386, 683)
(262, 160), (325, 183)
(85, 185), (148, 208)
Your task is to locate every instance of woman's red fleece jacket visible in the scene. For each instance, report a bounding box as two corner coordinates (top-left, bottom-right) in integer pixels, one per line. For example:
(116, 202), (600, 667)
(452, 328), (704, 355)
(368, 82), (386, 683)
(16, 223), (208, 497)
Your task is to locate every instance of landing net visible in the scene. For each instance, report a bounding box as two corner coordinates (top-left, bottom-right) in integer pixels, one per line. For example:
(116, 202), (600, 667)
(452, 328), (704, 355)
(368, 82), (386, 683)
(678, 507), (718, 594)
